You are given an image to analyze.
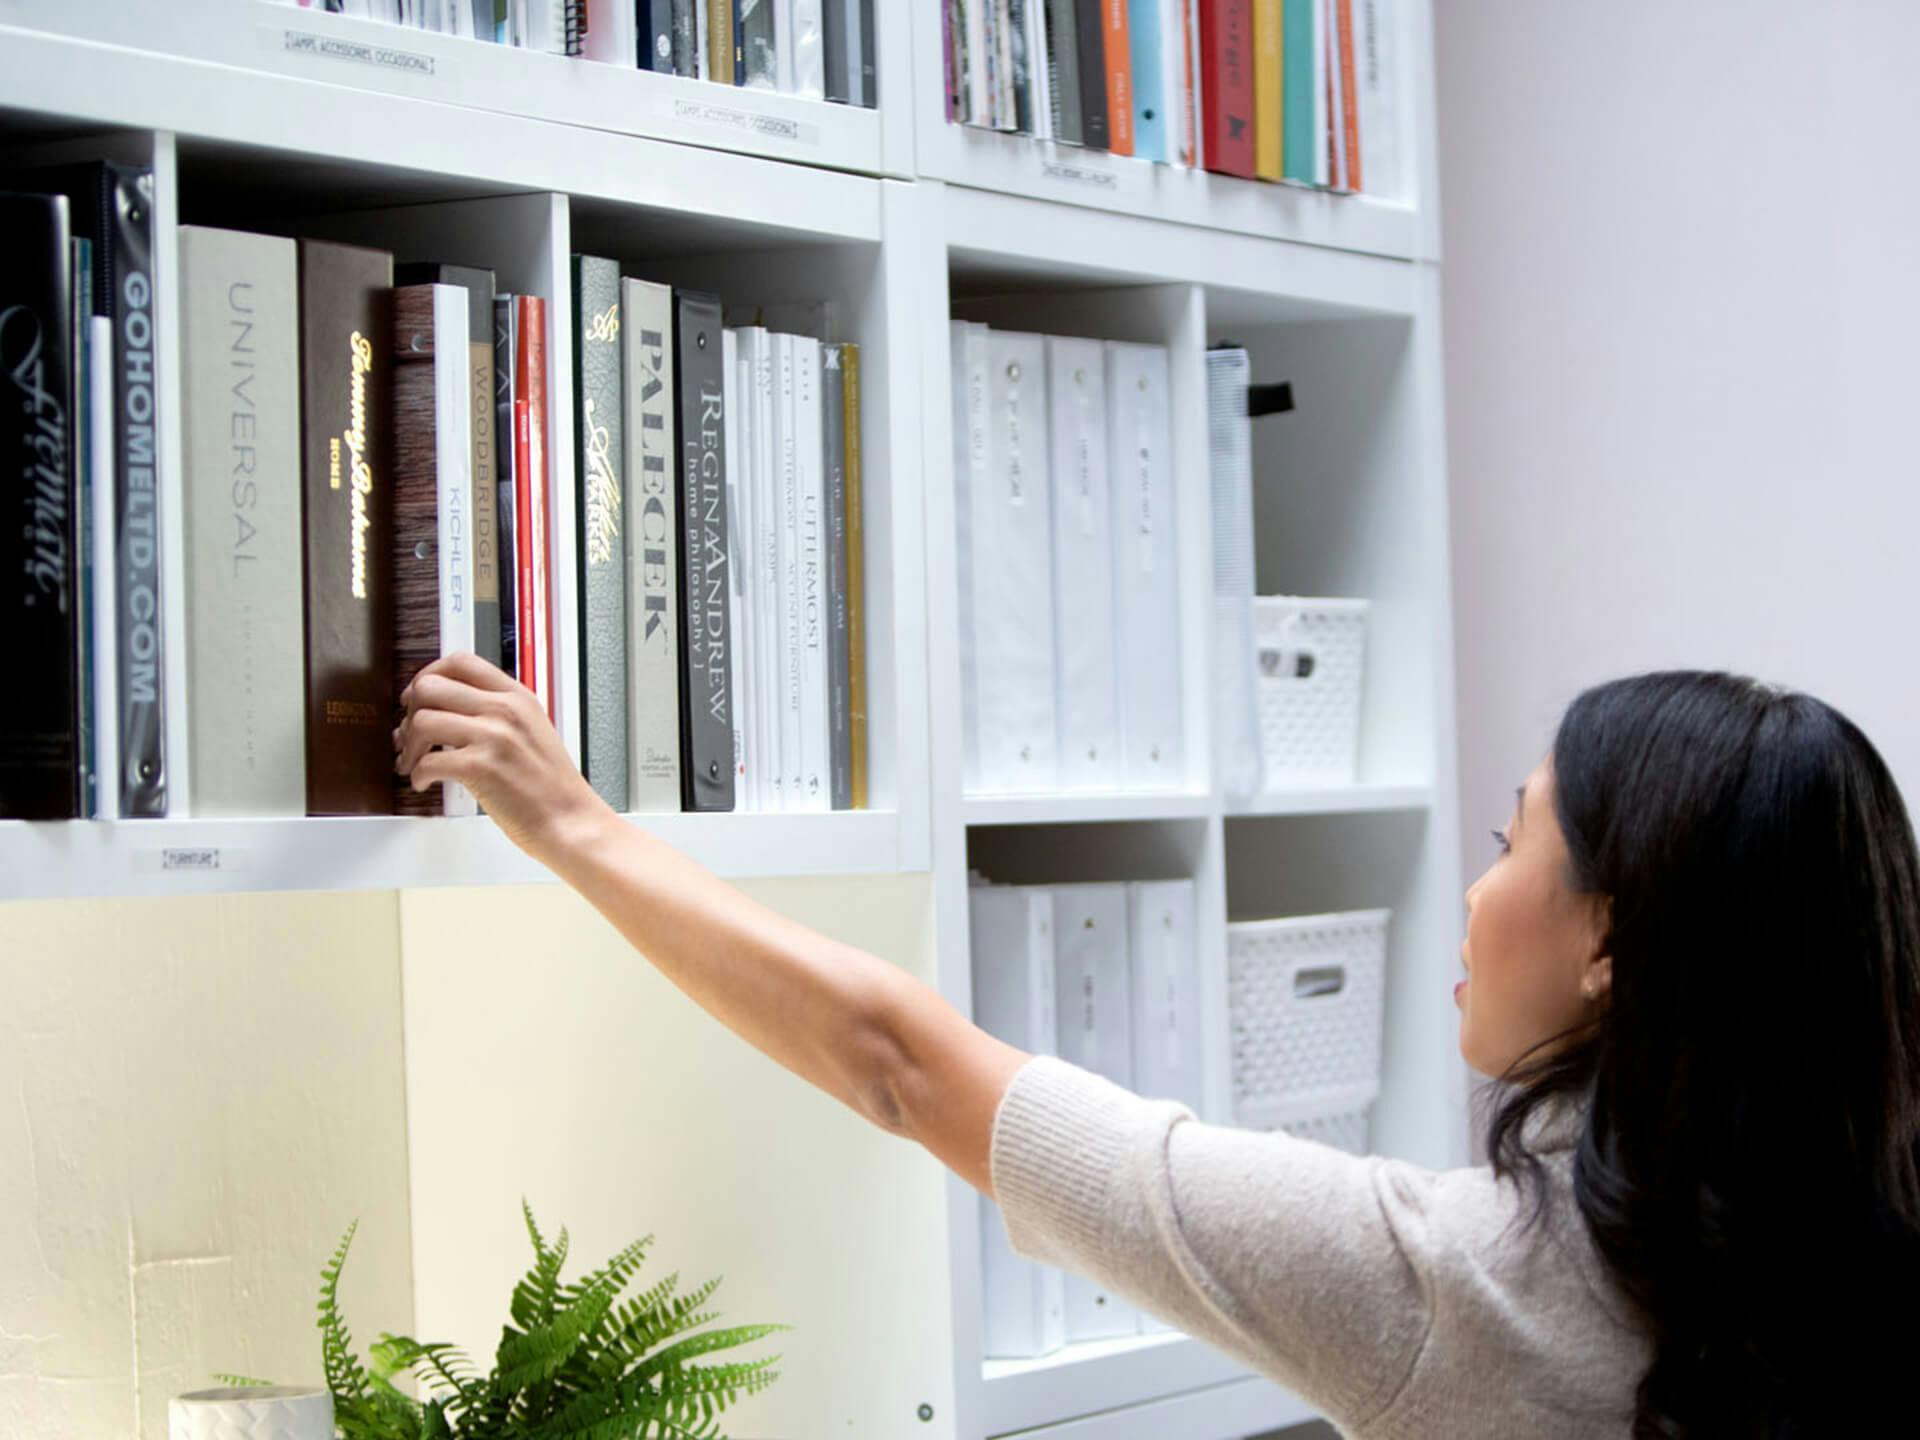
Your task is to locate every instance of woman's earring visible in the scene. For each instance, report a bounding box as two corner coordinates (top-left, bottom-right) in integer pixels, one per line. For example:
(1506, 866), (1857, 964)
(1583, 978), (1601, 1000)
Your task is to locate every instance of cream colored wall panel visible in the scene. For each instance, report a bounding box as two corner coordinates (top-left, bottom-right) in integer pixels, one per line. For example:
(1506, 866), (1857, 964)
(0, 893), (414, 1440)
(400, 876), (957, 1439)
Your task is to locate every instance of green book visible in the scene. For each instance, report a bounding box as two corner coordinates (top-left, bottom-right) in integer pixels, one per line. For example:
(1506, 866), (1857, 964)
(1282, 0), (1316, 182)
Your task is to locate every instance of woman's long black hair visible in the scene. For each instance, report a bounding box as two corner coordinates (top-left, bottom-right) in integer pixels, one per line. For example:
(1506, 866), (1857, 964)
(1485, 671), (1920, 1437)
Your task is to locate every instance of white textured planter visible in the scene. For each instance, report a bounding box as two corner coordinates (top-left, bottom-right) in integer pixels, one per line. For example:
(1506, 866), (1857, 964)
(169, 1387), (334, 1440)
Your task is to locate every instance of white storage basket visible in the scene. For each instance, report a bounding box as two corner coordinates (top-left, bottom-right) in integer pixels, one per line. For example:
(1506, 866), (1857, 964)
(1228, 908), (1390, 1138)
(1253, 597), (1369, 787)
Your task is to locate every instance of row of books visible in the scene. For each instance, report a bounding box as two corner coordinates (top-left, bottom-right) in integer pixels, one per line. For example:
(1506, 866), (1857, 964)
(943, 0), (1400, 196)
(951, 321), (1185, 798)
(971, 877), (1201, 1357)
(0, 168), (868, 821)
(282, 0), (881, 108)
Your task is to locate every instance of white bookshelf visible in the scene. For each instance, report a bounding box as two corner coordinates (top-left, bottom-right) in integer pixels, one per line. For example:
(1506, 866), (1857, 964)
(1, 7), (1460, 1439)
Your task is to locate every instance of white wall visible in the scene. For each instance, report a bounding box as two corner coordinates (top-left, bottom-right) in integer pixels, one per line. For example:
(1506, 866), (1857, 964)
(0, 892), (415, 1439)
(1437, 0), (1920, 869)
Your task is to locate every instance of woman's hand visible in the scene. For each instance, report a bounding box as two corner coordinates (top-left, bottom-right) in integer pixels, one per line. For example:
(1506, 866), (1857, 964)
(394, 652), (612, 862)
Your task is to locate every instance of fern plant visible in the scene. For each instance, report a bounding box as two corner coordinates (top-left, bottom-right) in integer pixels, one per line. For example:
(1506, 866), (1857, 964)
(237, 1205), (782, 1440)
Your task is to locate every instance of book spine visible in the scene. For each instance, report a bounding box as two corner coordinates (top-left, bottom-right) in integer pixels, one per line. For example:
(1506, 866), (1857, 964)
(822, 0), (850, 101)
(513, 397), (536, 689)
(1282, 0), (1314, 179)
(773, 331), (801, 810)
(0, 192), (80, 819)
(670, 0), (696, 73)
(1355, 0), (1398, 198)
(964, 0), (989, 124)
(792, 0), (824, 97)
(493, 295), (519, 678)
(1102, 0), (1133, 154)
(429, 286), (476, 815)
(856, 0), (875, 103)
(1312, 0), (1330, 184)
(1008, 0), (1033, 133)
(179, 225), (306, 818)
(673, 290), (734, 811)
(1022, 0), (1052, 138)
(741, 0), (776, 86)
(1254, 0), (1282, 179)
(1072, 0), (1108, 149)
(89, 314), (119, 820)
(641, 0), (674, 67)
(822, 344), (851, 811)
(695, 0), (710, 78)
(1200, 0), (1255, 176)
(104, 165), (167, 816)
(708, 0), (736, 81)
(1335, 0), (1360, 190)
(623, 278), (681, 813)
(71, 237), (94, 815)
(298, 238), (394, 816)
(1044, 0), (1083, 144)
(747, 328), (782, 810)
(516, 294), (552, 717)
(841, 341), (865, 809)
(795, 337), (827, 810)
(572, 256), (629, 810)
(390, 285), (451, 816)
(1128, 0), (1165, 162)
(723, 328), (752, 806)
(1185, 0), (1205, 166)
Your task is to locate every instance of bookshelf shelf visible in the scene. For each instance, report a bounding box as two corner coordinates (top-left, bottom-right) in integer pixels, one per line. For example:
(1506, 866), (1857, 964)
(1226, 782), (1435, 817)
(962, 792), (1215, 828)
(0, 810), (910, 901)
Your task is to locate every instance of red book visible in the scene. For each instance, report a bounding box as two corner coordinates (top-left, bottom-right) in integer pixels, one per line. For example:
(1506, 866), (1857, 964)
(1200, 0), (1255, 177)
(513, 397), (538, 701)
(514, 294), (553, 720)
(1335, 0), (1361, 191)
(1104, 0), (1135, 157)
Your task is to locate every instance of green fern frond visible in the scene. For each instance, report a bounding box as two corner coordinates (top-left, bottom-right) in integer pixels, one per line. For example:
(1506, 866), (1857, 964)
(627, 1324), (787, 1388)
(495, 1283), (616, 1395)
(318, 1220), (372, 1404)
(211, 1373), (273, 1388)
(378, 1334), (486, 1419)
(511, 1211), (574, 1331)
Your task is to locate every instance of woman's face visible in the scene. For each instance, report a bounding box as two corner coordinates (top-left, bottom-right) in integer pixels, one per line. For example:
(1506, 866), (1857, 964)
(1458, 759), (1612, 1078)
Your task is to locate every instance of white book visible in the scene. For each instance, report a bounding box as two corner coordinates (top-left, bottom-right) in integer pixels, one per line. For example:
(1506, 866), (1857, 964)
(950, 320), (989, 792)
(1106, 341), (1183, 791)
(965, 0), (990, 125)
(773, 332), (804, 811)
(1163, 0), (1190, 166)
(1185, 0), (1205, 167)
(775, 0), (796, 92)
(582, 0), (636, 63)
(722, 329), (753, 812)
(1046, 335), (1119, 793)
(794, 337), (830, 811)
(1328, 0), (1350, 189)
(842, 0), (866, 108)
(992, 0), (1017, 129)
(89, 315), (119, 822)
(623, 278), (682, 814)
(1051, 882), (1140, 1341)
(1356, 0), (1401, 199)
(791, 0), (825, 98)
(744, 327), (782, 814)
(1023, 0), (1052, 140)
(1313, 0), (1332, 186)
(178, 225), (306, 819)
(972, 885), (1067, 1361)
(423, 284), (478, 817)
(971, 327), (1058, 794)
(696, 0), (710, 79)
(1127, 877), (1200, 1336)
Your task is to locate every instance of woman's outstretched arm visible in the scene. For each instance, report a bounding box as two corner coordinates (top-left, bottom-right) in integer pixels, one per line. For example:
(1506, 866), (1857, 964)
(395, 652), (1028, 1194)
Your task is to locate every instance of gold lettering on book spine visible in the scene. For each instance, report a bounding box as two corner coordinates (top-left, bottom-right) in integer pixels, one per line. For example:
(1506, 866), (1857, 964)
(345, 330), (374, 600)
(582, 396), (621, 568)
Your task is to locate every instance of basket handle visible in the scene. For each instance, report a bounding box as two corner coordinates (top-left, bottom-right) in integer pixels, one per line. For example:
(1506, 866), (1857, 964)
(1293, 964), (1346, 999)
(1257, 639), (1319, 682)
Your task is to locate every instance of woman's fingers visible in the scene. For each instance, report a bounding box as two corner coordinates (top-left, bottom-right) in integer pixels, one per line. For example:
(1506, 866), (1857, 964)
(409, 650), (519, 698)
(403, 669), (511, 721)
(396, 709), (496, 778)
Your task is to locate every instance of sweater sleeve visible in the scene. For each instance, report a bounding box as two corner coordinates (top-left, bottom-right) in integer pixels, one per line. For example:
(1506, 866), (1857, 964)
(989, 1055), (1438, 1428)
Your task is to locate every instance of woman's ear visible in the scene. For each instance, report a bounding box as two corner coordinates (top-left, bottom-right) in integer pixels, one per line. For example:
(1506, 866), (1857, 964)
(1582, 953), (1613, 1004)
(1581, 897), (1613, 1003)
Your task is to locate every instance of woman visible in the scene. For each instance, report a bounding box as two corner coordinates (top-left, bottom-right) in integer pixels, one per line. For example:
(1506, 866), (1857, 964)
(396, 664), (1920, 1437)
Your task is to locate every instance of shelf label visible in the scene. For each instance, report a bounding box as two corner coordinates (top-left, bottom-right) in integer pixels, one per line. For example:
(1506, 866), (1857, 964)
(274, 27), (437, 78)
(132, 846), (245, 876)
(1039, 160), (1119, 190)
(665, 97), (818, 147)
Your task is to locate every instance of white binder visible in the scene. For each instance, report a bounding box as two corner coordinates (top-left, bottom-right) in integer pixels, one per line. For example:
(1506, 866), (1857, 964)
(1051, 882), (1140, 1341)
(951, 320), (988, 791)
(966, 327), (1059, 794)
(1046, 336), (1120, 792)
(972, 885), (1067, 1360)
(1106, 341), (1185, 791)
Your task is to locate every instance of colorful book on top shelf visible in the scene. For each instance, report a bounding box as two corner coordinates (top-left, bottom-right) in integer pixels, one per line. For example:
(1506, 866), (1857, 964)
(0, 191), (81, 820)
(1200, 0), (1255, 176)
(1281, 0), (1315, 181)
(623, 277), (682, 814)
(180, 225), (306, 819)
(1127, 0), (1166, 162)
(398, 262), (501, 671)
(298, 237), (395, 816)
(390, 282), (477, 818)
(673, 289), (734, 812)
(572, 255), (630, 809)
(1100, 0), (1133, 155)
(1253, 0), (1282, 179)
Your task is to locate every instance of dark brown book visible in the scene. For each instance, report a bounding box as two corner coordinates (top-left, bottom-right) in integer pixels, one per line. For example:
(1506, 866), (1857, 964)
(298, 238), (395, 816)
(391, 285), (450, 816)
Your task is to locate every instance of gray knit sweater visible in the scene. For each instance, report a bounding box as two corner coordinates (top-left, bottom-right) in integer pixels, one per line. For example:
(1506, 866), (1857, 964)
(989, 1056), (1652, 1438)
